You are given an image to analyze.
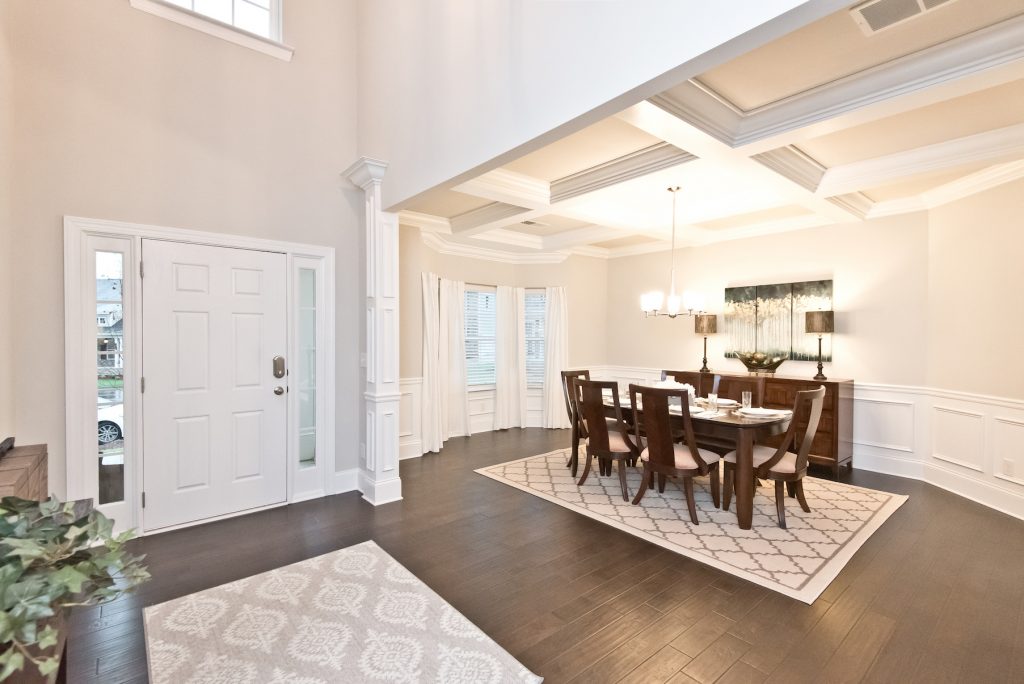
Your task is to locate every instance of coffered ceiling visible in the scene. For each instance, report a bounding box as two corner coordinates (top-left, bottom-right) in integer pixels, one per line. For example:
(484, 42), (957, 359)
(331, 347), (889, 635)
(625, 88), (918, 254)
(400, 1), (1024, 261)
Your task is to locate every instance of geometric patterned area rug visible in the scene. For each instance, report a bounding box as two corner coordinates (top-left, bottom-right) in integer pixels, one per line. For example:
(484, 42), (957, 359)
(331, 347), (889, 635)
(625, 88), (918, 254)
(476, 449), (907, 604)
(143, 540), (542, 683)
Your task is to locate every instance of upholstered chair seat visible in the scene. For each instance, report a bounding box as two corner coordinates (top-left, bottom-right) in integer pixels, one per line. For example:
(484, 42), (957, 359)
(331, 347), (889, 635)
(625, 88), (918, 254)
(584, 429), (631, 453)
(722, 445), (797, 473)
(642, 445), (720, 470)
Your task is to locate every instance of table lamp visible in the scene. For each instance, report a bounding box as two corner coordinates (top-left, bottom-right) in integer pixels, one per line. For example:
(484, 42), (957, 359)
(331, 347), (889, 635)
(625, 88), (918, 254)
(694, 314), (717, 373)
(805, 310), (834, 381)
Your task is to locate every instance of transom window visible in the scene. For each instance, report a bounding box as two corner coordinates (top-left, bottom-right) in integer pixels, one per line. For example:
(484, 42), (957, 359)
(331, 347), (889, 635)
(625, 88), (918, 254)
(165, 0), (282, 40)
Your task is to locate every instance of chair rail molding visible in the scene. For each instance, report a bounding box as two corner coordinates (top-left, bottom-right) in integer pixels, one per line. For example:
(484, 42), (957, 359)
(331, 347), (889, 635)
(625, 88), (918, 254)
(345, 157), (402, 505)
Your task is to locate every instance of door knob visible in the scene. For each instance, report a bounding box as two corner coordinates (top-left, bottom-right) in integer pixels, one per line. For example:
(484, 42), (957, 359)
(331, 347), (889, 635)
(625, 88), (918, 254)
(274, 386), (285, 396)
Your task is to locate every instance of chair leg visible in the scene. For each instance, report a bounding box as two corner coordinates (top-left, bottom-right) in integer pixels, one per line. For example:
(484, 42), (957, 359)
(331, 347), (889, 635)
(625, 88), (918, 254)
(722, 463), (733, 512)
(786, 481), (796, 498)
(657, 474), (667, 493)
(709, 466), (721, 509)
(632, 465), (651, 505)
(724, 462), (733, 509)
(682, 477), (699, 525)
(774, 480), (787, 529)
(577, 451), (593, 486)
(795, 480), (811, 513)
(617, 459), (629, 501)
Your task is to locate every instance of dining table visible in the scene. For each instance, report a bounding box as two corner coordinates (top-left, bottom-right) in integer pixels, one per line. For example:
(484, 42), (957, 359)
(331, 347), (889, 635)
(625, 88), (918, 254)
(592, 394), (792, 530)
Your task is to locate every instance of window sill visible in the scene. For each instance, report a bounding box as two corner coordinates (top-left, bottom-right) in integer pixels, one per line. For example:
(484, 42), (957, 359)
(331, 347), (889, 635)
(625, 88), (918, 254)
(468, 385), (495, 393)
(129, 0), (294, 62)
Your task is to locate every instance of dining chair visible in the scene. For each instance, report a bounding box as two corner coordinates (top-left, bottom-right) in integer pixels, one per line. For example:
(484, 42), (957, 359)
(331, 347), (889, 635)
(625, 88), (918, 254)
(629, 384), (721, 523)
(574, 379), (640, 501)
(713, 375), (766, 406)
(561, 369), (590, 472)
(721, 386), (826, 528)
(660, 370), (707, 396)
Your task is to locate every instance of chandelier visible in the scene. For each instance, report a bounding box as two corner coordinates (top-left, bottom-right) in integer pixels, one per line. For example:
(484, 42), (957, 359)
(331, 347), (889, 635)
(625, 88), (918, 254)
(641, 186), (703, 318)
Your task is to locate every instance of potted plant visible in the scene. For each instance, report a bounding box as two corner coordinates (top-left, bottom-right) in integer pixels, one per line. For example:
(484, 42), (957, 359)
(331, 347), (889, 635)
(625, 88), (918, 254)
(0, 497), (149, 682)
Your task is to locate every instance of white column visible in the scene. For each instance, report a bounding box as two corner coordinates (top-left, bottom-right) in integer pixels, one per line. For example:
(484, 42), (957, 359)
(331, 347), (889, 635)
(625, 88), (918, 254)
(344, 157), (402, 505)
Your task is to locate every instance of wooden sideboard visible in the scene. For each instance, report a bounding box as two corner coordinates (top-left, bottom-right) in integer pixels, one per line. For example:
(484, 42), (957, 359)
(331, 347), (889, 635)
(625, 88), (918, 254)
(0, 443), (49, 500)
(697, 372), (854, 478)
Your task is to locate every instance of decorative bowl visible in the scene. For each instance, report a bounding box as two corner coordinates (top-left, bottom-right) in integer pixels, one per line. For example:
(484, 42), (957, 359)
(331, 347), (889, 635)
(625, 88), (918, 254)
(735, 351), (788, 375)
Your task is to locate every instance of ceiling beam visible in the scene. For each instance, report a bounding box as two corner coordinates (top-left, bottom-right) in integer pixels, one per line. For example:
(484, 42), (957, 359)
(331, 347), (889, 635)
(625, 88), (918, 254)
(453, 169), (550, 208)
(448, 202), (537, 236)
(549, 142), (696, 203)
(867, 159), (1024, 218)
(541, 224), (633, 251)
(817, 123), (1024, 196)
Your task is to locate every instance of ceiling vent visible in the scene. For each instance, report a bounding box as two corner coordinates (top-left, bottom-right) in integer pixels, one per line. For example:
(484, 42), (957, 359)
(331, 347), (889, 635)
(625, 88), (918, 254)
(850, 0), (958, 36)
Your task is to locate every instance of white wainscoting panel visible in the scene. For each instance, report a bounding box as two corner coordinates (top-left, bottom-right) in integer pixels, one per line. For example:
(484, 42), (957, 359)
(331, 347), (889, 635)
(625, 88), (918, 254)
(992, 417), (1024, 487)
(932, 405), (985, 472)
(396, 370), (1024, 520)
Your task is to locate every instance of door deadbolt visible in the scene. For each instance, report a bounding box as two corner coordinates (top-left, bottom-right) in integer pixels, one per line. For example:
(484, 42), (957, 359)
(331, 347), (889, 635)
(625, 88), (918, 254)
(272, 355), (286, 378)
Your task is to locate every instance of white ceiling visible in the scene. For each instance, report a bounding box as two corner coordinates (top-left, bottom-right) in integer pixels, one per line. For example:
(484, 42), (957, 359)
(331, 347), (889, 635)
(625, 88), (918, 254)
(400, 2), (1024, 260)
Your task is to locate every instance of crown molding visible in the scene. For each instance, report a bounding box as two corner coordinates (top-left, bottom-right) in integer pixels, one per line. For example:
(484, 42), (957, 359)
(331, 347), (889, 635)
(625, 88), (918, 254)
(647, 86), (741, 146)
(454, 168), (551, 208)
(750, 146), (826, 192)
(565, 245), (611, 259)
(818, 123), (1024, 197)
(421, 231), (569, 265)
(825, 193), (874, 219)
(397, 210), (450, 233)
(733, 15), (1024, 146)
(549, 142), (697, 203)
(448, 201), (535, 236)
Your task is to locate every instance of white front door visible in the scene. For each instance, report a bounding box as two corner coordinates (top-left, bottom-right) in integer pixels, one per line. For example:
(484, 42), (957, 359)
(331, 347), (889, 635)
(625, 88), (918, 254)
(142, 240), (288, 531)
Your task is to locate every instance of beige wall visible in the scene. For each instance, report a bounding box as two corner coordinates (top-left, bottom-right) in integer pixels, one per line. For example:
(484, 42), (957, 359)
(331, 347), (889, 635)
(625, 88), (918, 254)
(0, 2), (13, 438)
(3, 0), (361, 494)
(927, 178), (1024, 399)
(605, 214), (932, 386)
(398, 227), (608, 378)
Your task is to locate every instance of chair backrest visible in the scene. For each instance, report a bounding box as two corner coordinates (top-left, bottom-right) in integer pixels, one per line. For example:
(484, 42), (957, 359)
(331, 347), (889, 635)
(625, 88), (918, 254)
(713, 375), (766, 405)
(629, 384), (709, 471)
(763, 385), (826, 473)
(574, 378), (631, 455)
(561, 369), (590, 428)
(660, 370), (707, 396)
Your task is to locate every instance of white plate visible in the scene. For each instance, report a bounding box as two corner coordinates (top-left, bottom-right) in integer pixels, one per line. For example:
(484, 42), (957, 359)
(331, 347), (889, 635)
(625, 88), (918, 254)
(698, 397), (739, 407)
(736, 407), (791, 417)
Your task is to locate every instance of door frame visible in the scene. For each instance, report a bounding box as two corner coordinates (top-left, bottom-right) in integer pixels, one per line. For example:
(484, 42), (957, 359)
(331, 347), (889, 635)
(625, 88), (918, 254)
(64, 215), (336, 534)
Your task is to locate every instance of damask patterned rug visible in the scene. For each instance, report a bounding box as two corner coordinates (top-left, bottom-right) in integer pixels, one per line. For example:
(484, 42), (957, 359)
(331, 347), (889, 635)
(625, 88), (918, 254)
(143, 540), (541, 683)
(476, 449), (907, 604)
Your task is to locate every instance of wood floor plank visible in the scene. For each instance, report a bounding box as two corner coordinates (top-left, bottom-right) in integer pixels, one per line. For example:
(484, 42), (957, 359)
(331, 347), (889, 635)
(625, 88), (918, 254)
(62, 428), (1024, 684)
(616, 645), (692, 684)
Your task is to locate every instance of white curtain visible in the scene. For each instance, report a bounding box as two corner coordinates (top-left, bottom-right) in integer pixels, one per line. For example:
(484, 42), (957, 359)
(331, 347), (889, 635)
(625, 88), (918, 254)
(494, 286), (527, 429)
(439, 277), (470, 439)
(542, 286), (570, 428)
(420, 273), (443, 453)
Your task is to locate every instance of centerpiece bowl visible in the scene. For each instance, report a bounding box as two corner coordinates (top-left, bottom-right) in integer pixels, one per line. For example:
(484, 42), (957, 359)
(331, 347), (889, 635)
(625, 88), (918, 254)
(735, 351), (788, 375)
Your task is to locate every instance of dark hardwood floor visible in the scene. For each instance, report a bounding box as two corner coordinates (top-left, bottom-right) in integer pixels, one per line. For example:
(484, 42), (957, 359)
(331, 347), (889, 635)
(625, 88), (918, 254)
(67, 428), (1024, 683)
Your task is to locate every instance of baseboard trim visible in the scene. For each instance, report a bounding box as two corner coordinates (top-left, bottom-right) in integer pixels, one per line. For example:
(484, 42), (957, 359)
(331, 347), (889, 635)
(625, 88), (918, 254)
(331, 468), (360, 495)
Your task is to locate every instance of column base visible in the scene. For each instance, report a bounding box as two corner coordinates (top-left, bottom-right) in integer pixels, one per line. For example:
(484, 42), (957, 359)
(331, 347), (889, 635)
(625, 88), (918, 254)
(359, 472), (403, 505)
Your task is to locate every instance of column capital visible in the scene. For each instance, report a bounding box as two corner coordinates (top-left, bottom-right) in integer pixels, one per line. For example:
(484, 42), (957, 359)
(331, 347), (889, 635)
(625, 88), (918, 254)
(343, 156), (389, 190)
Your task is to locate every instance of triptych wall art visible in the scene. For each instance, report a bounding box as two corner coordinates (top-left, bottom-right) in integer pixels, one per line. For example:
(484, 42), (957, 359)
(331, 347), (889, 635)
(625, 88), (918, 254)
(724, 279), (833, 362)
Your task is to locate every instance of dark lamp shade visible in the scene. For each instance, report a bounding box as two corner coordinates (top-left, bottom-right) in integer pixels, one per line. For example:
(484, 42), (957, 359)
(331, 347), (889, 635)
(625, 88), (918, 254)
(694, 314), (718, 335)
(805, 310), (835, 334)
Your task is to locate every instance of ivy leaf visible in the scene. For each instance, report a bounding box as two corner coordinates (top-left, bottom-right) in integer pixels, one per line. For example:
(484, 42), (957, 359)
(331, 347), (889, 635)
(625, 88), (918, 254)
(37, 625), (58, 650)
(36, 657), (60, 676)
(0, 649), (25, 680)
(50, 566), (89, 594)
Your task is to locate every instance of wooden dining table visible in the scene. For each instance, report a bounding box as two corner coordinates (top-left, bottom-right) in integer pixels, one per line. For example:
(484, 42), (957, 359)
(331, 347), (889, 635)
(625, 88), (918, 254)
(593, 397), (792, 530)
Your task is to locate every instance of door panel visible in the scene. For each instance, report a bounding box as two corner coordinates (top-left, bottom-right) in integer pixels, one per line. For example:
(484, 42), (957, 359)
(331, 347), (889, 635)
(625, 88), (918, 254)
(142, 240), (287, 531)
